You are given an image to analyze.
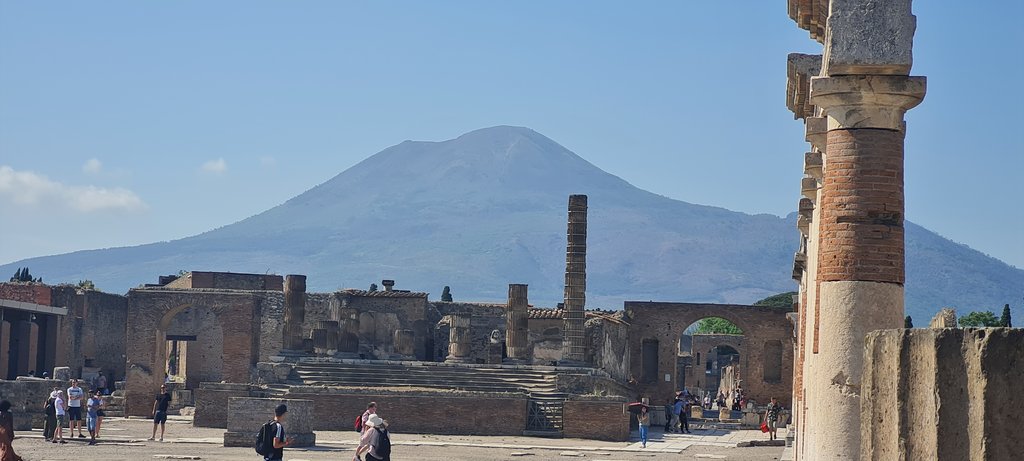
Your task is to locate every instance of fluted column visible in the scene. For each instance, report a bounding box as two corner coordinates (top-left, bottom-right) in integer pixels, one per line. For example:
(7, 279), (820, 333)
(446, 311), (472, 363)
(561, 194), (587, 365)
(282, 275), (307, 351)
(505, 284), (529, 362)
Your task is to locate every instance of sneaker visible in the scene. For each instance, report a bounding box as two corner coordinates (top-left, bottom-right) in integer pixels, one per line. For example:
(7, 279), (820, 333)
(88, 441), (96, 446)
(59, 440), (67, 444)
(159, 437), (164, 442)
(51, 440), (57, 444)
(147, 437), (155, 441)
(78, 434), (86, 438)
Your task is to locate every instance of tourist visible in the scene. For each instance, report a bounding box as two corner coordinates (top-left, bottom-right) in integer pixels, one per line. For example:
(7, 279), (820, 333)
(680, 395), (691, 434)
(354, 414), (390, 461)
(672, 395), (684, 433)
(95, 390), (105, 438)
(96, 372), (108, 395)
(42, 389), (57, 441)
(703, 393), (711, 410)
(52, 391), (66, 444)
(637, 406), (650, 448)
(265, 404), (294, 461)
(148, 384), (172, 442)
(86, 390), (101, 445)
(360, 402), (377, 433)
(764, 397), (781, 441)
(662, 398), (674, 432)
(66, 379), (85, 438)
(0, 400), (23, 461)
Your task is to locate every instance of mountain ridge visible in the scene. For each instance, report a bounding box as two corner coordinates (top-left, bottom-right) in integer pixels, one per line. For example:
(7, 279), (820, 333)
(3, 126), (1021, 323)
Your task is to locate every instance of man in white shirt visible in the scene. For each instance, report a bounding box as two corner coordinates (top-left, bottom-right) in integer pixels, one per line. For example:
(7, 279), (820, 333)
(66, 379), (85, 438)
(53, 391), (67, 444)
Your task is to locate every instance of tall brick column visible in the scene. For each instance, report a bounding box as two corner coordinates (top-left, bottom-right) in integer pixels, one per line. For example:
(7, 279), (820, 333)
(283, 275), (307, 351)
(561, 194), (587, 365)
(505, 284), (529, 363)
(806, 74), (925, 458)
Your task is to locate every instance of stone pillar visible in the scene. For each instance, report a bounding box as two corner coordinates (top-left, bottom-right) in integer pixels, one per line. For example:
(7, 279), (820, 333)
(334, 307), (360, 358)
(381, 280), (395, 292)
(561, 194), (587, 365)
(311, 320), (339, 356)
(393, 329), (415, 359)
(282, 275), (307, 351)
(446, 311), (472, 363)
(0, 320), (9, 379)
(806, 74), (925, 459)
(505, 284), (529, 363)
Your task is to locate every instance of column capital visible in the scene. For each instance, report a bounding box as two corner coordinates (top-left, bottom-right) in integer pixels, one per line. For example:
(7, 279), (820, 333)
(810, 75), (926, 130)
(804, 117), (828, 152)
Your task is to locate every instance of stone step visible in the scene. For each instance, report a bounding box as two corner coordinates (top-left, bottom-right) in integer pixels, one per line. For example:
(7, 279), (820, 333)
(295, 373), (555, 389)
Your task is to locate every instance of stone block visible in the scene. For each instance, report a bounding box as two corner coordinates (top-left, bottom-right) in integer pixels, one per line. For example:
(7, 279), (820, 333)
(928, 308), (957, 328)
(690, 405), (703, 419)
(862, 328), (1024, 460)
(719, 407), (731, 421)
(52, 367), (71, 381)
(225, 397), (315, 447)
(823, 0), (916, 75)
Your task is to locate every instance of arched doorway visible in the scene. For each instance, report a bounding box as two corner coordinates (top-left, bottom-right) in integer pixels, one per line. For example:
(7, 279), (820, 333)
(158, 305), (224, 391)
(677, 317), (744, 399)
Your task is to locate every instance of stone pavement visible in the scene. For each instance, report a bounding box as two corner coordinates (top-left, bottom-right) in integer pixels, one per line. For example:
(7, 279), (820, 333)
(10, 417), (783, 460)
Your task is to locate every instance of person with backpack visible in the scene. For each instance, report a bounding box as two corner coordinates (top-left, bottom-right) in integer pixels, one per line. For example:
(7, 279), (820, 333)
(256, 404), (294, 461)
(357, 402), (377, 433)
(42, 389), (58, 442)
(353, 414), (390, 461)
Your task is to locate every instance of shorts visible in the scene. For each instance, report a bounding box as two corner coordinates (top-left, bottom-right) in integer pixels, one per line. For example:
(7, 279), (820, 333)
(154, 410), (167, 424)
(768, 419), (778, 430)
(68, 407), (82, 421)
(97, 410), (106, 417)
(87, 415), (97, 432)
(56, 414), (66, 426)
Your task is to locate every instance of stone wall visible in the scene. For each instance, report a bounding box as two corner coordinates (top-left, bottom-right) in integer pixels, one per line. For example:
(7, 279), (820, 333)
(563, 397), (630, 441)
(585, 316), (630, 383)
(224, 397), (315, 447)
(256, 291), (285, 363)
(861, 328), (1024, 460)
(165, 272), (284, 291)
(50, 287), (128, 383)
(526, 318), (562, 365)
(194, 382), (257, 427)
(0, 378), (65, 430)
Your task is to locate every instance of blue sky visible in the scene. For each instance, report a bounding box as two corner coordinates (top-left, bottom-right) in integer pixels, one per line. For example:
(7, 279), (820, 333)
(1, 1), (1022, 269)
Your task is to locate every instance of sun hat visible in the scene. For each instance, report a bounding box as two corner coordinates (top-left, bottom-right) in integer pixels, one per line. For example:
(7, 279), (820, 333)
(365, 414), (384, 427)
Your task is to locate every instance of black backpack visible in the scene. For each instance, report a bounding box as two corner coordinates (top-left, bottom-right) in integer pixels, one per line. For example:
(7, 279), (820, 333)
(375, 427), (391, 458)
(255, 420), (276, 456)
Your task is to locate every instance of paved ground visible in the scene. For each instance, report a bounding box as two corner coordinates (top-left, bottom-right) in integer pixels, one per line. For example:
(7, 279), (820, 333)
(11, 417), (784, 460)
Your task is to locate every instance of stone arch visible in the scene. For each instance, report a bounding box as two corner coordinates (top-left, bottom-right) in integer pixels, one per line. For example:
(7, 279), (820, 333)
(624, 302), (794, 407)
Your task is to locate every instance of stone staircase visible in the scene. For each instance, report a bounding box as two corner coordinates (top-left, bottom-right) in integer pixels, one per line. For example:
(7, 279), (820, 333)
(101, 389), (126, 417)
(292, 362), (559, 394)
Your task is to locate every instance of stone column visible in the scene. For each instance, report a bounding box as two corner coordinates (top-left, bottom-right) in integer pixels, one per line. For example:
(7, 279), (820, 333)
(393, 329), (415, 359)
(561, 194), (587, 365)
(505, 284), (529, 363)
(806, 74), (925, 458)
(446, 311), (472, 363)
(282, 275), (307, 351)
(311, 320), (339, 356)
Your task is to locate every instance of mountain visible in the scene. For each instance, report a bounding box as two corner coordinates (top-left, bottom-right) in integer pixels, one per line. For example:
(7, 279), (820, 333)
(3, 126), (1022, 323)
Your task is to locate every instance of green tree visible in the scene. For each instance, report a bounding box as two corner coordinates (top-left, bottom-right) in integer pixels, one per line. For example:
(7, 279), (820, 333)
(441, 286), (453, 302)
(753, 292), (798, 309)
(368, 283), (378, 292)
(959, 310), (1001, 327)
(10, 267), (37, 282)
(77, 280), (96, 290)
(1000, 304), (1012, 327)
(694, 317), (743, 335)
(904, 315), (913, 328)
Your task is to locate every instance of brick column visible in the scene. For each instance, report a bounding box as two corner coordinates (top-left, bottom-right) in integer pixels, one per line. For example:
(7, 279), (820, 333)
(806, 74), (925, 458)
(505, 284), (529, 362)
(561, 194), (587, 365)
(282, 274), (307, 351)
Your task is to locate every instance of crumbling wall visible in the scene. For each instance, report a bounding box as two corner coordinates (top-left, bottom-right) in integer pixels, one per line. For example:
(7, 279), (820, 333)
(861, 328), (1024, 460)
(527, 317), (562, 365)
(50, 287), (128, 382)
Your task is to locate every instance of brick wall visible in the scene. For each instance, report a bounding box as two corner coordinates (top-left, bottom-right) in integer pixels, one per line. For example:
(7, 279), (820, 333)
(0, 283), (51, 305)
(819, 128), (905, 284)
(563, 398), (630, 441)
(49, 287), (128, 382)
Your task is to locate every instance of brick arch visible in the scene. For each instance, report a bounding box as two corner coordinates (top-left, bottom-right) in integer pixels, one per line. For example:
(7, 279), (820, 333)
(625, 302), (794, 407)
(124, 289), (263, 416)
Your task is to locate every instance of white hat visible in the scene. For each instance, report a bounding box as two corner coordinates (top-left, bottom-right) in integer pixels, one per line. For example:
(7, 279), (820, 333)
(50, 390), (60, 398)
(365, 414), (384, 427)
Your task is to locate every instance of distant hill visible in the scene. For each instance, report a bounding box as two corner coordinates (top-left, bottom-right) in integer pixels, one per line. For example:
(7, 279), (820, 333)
(3, 126), (1021, 323)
